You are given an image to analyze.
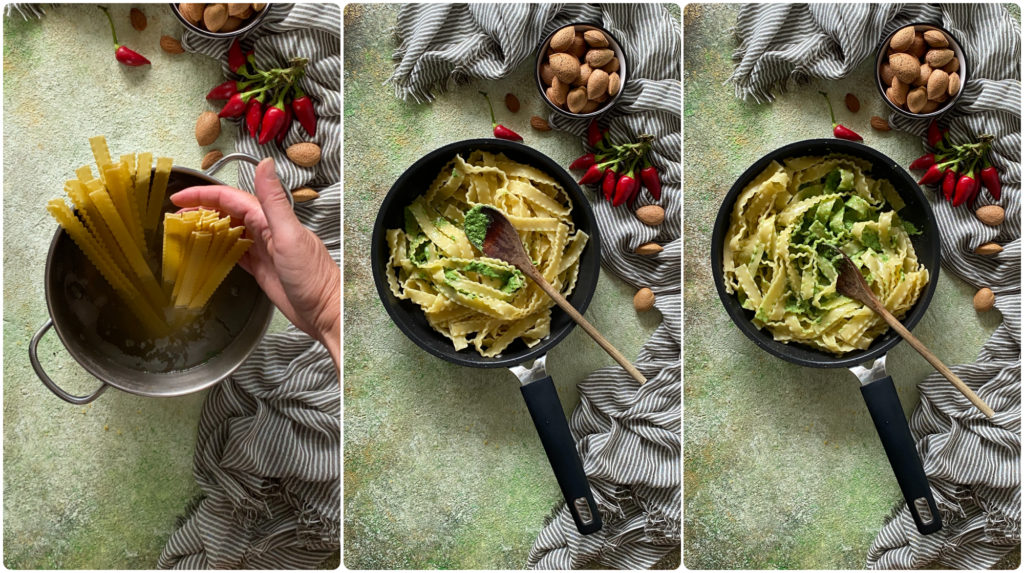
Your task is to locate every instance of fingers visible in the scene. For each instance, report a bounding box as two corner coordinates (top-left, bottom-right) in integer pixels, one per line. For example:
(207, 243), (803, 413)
(171, 185), (263, 223)
(253, 158), (304, 245)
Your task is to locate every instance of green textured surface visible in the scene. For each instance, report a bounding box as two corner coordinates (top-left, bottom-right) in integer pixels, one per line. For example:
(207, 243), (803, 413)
(2, 5), (277, 568)
(342, 4), (662, 569)
(683, 4), (1010, 569)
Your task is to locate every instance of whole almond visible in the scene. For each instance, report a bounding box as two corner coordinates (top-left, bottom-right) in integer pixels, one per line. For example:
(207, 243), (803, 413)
(974, 242), (1003, 255)
(505, 93), (520, 113)
(844, 93), (860, 113)
(585, 48), (614, 68)
(200, 149), (223, 169)
(880, 62), (895, 86)
(545, 87), (564, 107)
(292, 187), (320, 203)
(578, 63), (593, 86)
(976, 205), (1005, 227)
(179, 3), (204, 25)
(889, 52), (920, 85)
(203, 4), (228, 32)
(195, 111), (220, 146)
(602, 56), (620, 74)
(921, 99), (940, 113)
(925, 48), (954, 68)
(549, 52), (580, 84)
(549, 77), (569, 106)
(916, 62), (932, 87)
(286, 142), (322, 168)
(583, 30), (609, 48)
(608, 72), (621, 96)
(870, 116), (891, 131)
(130, 7), (147, 31)
(890, 26), (915, 51)
(907, 86), (927, 113)
(924, 29), (949, 48)
(973, 287), (995, 312)
(160, 35), (185, 54)
(220, 16), (243, 32)
(530, 116), (551, 131)
(228, 3), (249, 17)
(550, 26), (575, 52)
(567, 86), (587, 113)
(636, 205), (665, 226)
(587, 68), (609, 100)
(889, 77), (909, 106)
(948, 72), (960, 97)
(635, 242), (663, 255)
(909, 33), (927, 58)
(570, 34), (587, 59)
(927, 69), (949, 100)
(540, 63), (555, 86)
(633, 288), (655, 312)
(942, 56), (959, 74)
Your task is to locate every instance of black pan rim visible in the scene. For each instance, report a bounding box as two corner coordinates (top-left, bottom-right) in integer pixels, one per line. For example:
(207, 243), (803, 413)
(370, 138), (602, 369)
(710, 138), (942, 369)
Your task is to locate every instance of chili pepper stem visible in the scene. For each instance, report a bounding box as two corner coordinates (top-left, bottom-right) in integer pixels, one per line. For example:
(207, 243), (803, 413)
(98, 6), (120, 48)
(479, 91), (498, 127)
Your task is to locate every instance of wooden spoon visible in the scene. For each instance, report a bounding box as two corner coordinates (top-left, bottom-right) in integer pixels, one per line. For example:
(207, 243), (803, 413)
(465, 205), (647, 385)
(830, 247), (995, 418)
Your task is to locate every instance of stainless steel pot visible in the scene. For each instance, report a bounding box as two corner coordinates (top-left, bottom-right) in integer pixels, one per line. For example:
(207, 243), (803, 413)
(29, 153), (283, 404)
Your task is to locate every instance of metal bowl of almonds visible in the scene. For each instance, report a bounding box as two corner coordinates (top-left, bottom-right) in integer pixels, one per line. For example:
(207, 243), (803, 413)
(170, 3), (270, 39)
(535, 23), (627, 119)
(875, 23), (967, 119)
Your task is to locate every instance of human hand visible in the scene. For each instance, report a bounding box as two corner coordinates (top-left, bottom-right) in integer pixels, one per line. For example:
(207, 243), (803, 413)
(171, 158), (340, 370)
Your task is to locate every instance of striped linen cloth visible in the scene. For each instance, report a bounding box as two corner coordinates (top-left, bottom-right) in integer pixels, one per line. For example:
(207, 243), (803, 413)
(731, 4), (1020, 569)
(390, 4), (681, 569)
(157, 4), (341, 569)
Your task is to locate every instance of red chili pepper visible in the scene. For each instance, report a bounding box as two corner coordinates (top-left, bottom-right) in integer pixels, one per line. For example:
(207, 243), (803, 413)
(927, 119), (944, 147)
(228, 38), (246, 73)
(587, 119), (603, 147)
(291, 86), (317, 137)
(980, 165), (1001, 200)
(967, 176), (982, 206)
(99, 6), (150, 66)
(602, 168), (617, 201)
(245, 96), (263, 139)
(206, 80), (241, 101)
(257, 94), (288, 145)
(219, 92), (248, 118)
(578, 164), (603, 185)
(909, 153), (936, 171)
(952, 171), (976, 206)
(640, 165), (662, 201)
(917, 164), (944, 186)
(612, 172), (637, 206)
(942, 169), (957, 201)
(479, 91), (523, 142)
(276, 104), (292, 145)
(569, 153), (596, 171)
(819, 92), (862, 142)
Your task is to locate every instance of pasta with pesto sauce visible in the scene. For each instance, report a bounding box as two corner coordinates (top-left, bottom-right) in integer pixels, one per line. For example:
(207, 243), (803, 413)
(722, 154), (929, 354)
(385, 151), (589, 357)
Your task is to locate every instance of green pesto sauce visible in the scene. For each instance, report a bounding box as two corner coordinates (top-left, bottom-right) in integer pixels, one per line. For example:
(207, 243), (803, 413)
(464, 205), (489, 249)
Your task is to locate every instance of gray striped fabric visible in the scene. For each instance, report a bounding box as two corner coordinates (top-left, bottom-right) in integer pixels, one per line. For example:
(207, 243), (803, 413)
(390, 4), (681, 569)
(732, 4), (1020, 569)
(158, 4), (341, 569)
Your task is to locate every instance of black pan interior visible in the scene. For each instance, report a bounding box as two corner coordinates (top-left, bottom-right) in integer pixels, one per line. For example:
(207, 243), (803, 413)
(370, 139), (601, 369)
(710, 139), (941, 369)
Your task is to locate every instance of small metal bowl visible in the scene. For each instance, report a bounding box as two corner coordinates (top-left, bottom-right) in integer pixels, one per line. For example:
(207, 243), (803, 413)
(535, 23), (628, 119)
(875, 23), (968, 119)
(169, 3), (270, 40)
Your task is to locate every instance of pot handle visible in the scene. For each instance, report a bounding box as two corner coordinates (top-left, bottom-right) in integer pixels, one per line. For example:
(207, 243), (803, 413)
(29, 319), (109, 405)
(520, 375), (602, 535)
(861, 375), (942, 535)
(203, 152), (294, 208)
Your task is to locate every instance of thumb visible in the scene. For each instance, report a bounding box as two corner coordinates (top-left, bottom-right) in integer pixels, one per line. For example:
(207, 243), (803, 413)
(253, 157), (302, 243)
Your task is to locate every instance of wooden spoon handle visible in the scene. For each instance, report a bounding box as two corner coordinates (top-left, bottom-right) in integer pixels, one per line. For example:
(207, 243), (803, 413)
(526, 268), (648, 385)
(873, 303), (995, 418)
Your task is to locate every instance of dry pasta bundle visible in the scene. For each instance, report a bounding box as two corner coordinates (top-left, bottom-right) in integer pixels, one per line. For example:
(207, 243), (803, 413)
(46, 136), (251, 337)
(162, 209), (253, 313)
(386, 151), (589, 357)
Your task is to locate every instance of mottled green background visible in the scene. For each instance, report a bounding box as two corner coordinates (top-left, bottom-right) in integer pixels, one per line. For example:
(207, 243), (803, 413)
(342, 4), (672, 569)
(683, 4), (1017, 569)
(2, 5), (287, 568)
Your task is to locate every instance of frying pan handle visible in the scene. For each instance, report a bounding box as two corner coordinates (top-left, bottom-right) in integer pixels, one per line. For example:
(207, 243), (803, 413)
(29, 319), (109, 405)
(520, 375), (602, 535)
(203, 152), (294, 208)
(861, 376), (941, 535)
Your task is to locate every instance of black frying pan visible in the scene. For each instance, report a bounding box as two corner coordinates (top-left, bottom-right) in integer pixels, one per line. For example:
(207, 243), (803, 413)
(711, 139), (943, 535)
(370, 139), (603, 535)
